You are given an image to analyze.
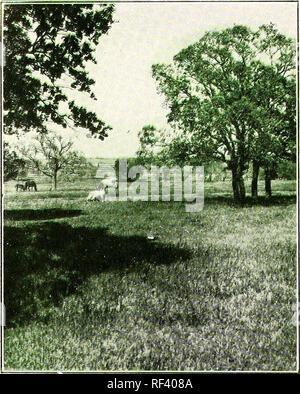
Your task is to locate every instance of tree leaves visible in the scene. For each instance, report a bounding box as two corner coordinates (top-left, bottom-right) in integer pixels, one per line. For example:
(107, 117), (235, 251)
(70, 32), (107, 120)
(152, 24), (296, 173)
(4, 4), (115, 137)
(18, 131), (91, 188)
(3, 143), (26, 181)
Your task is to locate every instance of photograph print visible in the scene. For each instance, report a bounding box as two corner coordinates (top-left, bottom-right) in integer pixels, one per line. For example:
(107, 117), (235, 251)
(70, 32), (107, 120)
(1, 0), (298, 372)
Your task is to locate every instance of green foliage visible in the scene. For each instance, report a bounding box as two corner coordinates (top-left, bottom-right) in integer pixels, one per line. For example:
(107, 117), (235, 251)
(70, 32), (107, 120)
(4, 142), (26, 181)
(4, 3), (114, 137)
(60, 153), (97, 181)
(277, 161), (296, 180)
(203, 162), (229, 182)
(138, 125), (158, 151)
(137, 125), (159, 164)
(136, 125), (163, 168)
(136, 125), (191, 168)
(3, 178), (296, 370)
(19, 131), (91, 189)
(255, 161), (296, 181)
(152, 24), (296, 201)
(114, 157), (146, 181)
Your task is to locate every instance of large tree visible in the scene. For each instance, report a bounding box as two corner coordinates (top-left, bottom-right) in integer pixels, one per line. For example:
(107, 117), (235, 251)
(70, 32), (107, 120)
(4, 3), (114, 137)
(152, 24), (295, 202)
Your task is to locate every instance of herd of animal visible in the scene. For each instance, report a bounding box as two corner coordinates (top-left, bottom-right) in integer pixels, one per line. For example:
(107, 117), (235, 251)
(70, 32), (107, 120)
(15, 180), (38, 192)
(15, 177), (116, 203)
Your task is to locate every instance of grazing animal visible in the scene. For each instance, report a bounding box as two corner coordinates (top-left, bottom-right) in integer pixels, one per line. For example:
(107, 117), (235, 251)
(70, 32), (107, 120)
(15, 181), (26, 191)
(25, 180), (37, 191)
(87, 189), (106, 202)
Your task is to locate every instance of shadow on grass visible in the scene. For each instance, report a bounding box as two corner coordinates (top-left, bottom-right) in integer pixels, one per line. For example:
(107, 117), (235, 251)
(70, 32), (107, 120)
(204, 194), (296, 207)
(4, 209), (83, 221)
(29, 192), (85, 199)
(4, 222), (190, 327)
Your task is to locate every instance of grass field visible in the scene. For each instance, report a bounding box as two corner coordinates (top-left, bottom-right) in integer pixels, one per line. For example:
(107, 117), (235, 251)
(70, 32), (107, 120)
(3, 178), (297, 371)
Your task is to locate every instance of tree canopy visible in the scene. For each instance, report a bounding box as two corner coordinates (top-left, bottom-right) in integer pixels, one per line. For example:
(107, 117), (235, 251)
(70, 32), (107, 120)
(152, 24), (295, 201)
(18, 131), (91, 189)
(4, 3), (115, 138)
(3, 143), (26, 181)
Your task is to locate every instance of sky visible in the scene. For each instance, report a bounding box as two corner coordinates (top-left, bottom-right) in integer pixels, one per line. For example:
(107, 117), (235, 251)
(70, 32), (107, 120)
(6, 1), (298, 158)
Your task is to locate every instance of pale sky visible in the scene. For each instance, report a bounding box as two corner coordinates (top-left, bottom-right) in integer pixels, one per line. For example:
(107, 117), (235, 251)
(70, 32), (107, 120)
(6, 2), (298, 158)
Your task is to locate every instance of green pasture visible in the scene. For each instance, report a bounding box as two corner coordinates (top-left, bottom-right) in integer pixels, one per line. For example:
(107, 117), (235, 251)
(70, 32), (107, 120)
(3, 178), (297, 371)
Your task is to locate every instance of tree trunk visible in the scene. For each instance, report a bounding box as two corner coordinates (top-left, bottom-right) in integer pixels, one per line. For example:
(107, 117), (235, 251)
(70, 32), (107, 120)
(232, 168), (240, 201)
(238, 176), (246, 202)
(231, 167), (245, 203)
(251, 161), (260, 198)
(53, 172), (58, 190)
(265, 168), (272, 198)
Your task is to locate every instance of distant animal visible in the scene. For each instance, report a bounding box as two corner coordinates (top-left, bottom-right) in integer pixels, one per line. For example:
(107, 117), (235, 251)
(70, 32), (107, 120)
(15, 181), (26, 191)
(87, 189), (106, 202)
(25, 180), (37, 191)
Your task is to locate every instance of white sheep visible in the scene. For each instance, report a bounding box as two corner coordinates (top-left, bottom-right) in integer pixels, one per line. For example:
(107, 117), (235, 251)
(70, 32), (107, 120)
(87, 177), (117, 202)
(86, 189), (106, 202)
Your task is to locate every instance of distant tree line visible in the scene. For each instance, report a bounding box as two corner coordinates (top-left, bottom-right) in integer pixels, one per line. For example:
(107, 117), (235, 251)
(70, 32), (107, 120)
(5, 134), (97, 189)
